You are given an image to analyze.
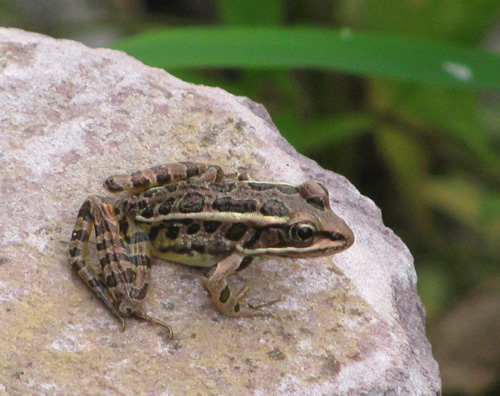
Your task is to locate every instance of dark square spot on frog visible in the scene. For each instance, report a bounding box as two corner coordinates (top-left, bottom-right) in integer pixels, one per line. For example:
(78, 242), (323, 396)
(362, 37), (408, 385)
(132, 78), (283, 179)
(136, 199), (148, 210)
(125, 268), (137, 282)
(184, 162), (201, 178)
(204, 221), (221, 233)
(213, 197), (257, 213)
(70, 229), (88, 243)
(131, 172), (150, 189)
(165, 225), (180, 239)
(77, 201), (93, 222)
(95, 241), (106, 252)
(140, 204), (155, 219)
(158, 197), (176, 215)
(143, 189), (156, 198)
(71, 258), (85, 271)
(94, 223), (103, 237)
(191, 243), (206, 254)
(149, 225), (162, 241)
(88, 278), (103, 289)
(261, 199), (289, 217)
(219, 285), (230, 303)
(186, 222), (201, 235)
(178, 192), (205, 213)
(155, 169), (172, 185)
(225, 223), (247, 241)
(236, 256), (253, 271)
(210, 181), (236, 193)
(165, 184), (178, 193)
(119, 218), (129, 236)
(106, 273), (118, 287)
(99, 255), (110, 268)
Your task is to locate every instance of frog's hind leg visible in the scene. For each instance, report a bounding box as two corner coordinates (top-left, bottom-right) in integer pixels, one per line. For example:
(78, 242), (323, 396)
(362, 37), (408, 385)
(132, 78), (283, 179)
(70, 197), (173, 338)
(104, 162), (225, 192)
(69, 196), (126, 330)
(111, 221), (173, 338)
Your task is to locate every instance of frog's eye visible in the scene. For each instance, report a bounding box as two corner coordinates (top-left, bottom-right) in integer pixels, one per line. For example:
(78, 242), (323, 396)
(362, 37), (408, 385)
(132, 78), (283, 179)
(289, 222), (318, 244)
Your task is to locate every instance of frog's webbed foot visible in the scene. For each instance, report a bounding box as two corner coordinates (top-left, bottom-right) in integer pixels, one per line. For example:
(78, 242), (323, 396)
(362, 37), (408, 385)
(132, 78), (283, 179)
(232, 284), (283, 320)
(113, 311), (126, 332)
(201, 255), (281, 319)
(133, 311), (174, 339)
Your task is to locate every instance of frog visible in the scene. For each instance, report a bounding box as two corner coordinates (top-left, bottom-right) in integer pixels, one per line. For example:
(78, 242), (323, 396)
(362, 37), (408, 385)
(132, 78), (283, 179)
(68, 162), (354, 338)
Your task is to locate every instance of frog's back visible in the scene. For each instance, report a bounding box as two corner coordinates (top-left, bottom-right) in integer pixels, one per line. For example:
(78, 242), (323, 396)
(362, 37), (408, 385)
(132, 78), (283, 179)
(118, 178), (352, 268)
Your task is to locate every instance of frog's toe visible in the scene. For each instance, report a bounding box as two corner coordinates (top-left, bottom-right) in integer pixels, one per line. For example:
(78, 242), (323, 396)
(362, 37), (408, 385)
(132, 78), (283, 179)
(133, 311), (174, 339)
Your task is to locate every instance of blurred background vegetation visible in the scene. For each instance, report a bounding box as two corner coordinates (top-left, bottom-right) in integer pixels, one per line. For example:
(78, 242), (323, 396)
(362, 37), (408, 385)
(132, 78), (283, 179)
(1, 0), (499, 393)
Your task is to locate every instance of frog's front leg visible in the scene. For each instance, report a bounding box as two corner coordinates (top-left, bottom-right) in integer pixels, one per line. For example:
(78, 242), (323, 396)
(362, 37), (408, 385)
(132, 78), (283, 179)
(69, 196), (173, 338)
(201, 254), (279, 318)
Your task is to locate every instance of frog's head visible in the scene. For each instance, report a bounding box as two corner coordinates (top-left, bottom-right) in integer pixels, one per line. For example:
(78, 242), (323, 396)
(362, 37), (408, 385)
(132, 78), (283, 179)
(277, 208), (354, 258)
(240, 181), (354, 257)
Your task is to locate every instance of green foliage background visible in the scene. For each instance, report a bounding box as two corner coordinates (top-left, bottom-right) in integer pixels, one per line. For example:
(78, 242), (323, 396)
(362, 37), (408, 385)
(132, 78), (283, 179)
(1, 0), (499, 393)
(110, 1), (500, 341)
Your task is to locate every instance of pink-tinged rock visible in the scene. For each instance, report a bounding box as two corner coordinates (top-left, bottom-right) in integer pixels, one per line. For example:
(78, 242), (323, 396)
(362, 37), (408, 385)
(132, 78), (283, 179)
(0, 28), (440, 395)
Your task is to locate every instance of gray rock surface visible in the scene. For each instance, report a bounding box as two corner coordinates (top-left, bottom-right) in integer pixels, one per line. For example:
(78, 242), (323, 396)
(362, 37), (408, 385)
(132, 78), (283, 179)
(0, 28), (441, 395)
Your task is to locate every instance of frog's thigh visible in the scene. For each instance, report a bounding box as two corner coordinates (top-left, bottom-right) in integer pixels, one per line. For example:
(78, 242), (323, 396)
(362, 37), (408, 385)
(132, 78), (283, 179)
(69, 196), (126, 328)
(116, 226), (152, 305)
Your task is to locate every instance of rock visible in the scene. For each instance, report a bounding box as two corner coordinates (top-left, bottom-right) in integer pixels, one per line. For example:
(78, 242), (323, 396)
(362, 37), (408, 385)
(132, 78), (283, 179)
(0, 28), (441, 395)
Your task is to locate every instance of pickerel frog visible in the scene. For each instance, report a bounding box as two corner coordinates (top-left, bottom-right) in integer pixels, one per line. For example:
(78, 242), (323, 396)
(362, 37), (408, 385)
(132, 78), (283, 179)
(69, 162), (354, 338)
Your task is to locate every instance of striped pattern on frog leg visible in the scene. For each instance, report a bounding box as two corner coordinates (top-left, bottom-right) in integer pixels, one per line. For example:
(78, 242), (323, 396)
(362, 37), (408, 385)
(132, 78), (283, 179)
(104, 162), (225, 192)
(68, 195), (173, 338)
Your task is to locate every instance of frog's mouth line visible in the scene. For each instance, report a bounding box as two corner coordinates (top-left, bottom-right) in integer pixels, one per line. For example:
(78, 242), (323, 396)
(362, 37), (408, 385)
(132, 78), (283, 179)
(237, 238), (353, 258)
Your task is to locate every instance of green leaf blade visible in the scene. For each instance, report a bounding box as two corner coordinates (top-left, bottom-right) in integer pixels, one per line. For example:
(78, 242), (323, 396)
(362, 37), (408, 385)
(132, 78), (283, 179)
(110, 27), (500, 90)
